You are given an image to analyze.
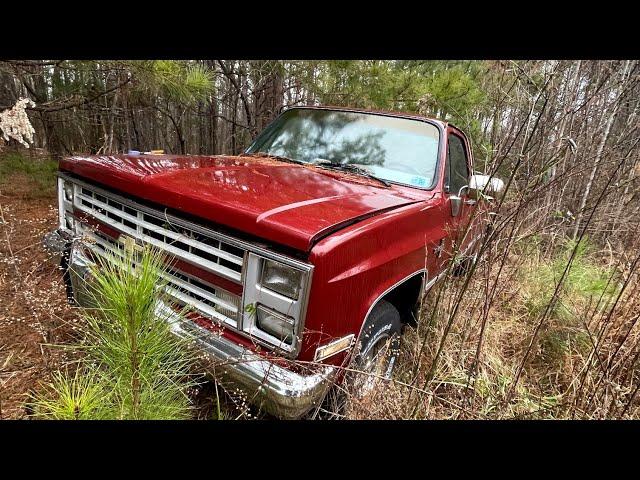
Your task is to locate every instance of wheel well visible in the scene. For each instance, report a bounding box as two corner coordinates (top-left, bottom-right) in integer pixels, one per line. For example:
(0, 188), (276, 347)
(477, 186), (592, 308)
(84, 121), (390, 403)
(378, 272), (424, 327)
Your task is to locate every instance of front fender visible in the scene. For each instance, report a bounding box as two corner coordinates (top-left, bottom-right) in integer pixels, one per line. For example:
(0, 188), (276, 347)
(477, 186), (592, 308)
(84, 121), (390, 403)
(298, 197), (447, 364)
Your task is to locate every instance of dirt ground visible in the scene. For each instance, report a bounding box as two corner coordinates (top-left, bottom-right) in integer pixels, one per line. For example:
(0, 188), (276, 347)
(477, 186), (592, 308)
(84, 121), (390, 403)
(0, 173), (82, 419)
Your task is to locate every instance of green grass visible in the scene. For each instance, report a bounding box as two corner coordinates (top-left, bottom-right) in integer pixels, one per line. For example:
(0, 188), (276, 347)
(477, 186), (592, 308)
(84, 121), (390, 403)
(519, 238), (619, 323)
(0, 151), (58, 195)
(518, 238), (620, 369)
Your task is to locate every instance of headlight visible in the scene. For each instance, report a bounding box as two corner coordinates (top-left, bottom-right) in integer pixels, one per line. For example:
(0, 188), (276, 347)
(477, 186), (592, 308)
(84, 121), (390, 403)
(256, 305), (295, 344)
(243, 252), (312, 354)
(63, 181), (74, 201)
(261, 259), (303, 299)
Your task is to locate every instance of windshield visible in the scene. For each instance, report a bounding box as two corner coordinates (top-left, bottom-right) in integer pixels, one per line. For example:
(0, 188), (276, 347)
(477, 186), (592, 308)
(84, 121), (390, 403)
(246, 109), (441, 189)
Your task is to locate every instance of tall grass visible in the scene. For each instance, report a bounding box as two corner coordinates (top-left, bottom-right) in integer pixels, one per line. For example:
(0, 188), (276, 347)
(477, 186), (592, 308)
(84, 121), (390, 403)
(32, 245), (199, 420)
(515, 239), (619, 372)
(518, 238), (619, 323)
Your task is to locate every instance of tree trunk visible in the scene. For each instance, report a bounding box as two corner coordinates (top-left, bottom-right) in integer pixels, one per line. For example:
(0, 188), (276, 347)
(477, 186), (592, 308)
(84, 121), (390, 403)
(572, 61), (632, 240)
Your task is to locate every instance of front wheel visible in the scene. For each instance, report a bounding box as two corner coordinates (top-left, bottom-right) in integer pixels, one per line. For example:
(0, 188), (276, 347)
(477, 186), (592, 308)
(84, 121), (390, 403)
(351, 300), (402, 396)
(312, 300), (402, 419)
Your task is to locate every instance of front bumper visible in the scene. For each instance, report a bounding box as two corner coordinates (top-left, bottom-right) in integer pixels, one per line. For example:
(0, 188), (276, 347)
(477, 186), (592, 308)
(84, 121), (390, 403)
(43, 229), (334, 419)
(164, 304), (334, 419)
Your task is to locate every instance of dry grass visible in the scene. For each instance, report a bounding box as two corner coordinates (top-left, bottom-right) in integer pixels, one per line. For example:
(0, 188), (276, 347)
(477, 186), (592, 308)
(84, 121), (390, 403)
(0, 151), (82, 419)
(345, 235), (640, 420)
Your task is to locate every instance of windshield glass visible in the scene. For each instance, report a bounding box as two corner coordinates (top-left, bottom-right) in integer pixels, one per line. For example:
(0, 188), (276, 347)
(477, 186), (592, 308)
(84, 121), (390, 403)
(246, 109), (440, 189)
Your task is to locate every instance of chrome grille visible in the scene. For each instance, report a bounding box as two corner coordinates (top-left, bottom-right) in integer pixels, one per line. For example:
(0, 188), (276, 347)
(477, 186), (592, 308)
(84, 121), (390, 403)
(61, 175), (314, 356)
(74, 185), (245, 283)
(79, 225), (241, 326)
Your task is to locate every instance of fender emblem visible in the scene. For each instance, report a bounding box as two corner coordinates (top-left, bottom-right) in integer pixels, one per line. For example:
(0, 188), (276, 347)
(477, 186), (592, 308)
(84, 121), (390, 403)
(433, 239), (445, 258)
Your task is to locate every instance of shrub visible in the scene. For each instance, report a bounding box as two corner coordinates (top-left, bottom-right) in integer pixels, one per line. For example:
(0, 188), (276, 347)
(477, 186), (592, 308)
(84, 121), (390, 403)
(31, 369), (107, 420)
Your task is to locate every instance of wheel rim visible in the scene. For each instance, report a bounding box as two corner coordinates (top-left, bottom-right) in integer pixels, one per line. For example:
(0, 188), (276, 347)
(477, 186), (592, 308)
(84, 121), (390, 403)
(353, 334), (396, 396)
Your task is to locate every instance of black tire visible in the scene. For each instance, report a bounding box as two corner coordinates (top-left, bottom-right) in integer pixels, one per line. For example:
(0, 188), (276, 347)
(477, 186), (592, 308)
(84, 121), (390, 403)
(60, 245), (76, 305)
(312, 300), (402, 419)
(352, 300), (402, 392)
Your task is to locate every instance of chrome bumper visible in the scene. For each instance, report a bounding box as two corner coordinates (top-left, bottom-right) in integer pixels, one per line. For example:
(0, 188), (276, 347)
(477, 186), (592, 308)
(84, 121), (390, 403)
(163, 304), (335, 419)
(43, 229), (334, 419)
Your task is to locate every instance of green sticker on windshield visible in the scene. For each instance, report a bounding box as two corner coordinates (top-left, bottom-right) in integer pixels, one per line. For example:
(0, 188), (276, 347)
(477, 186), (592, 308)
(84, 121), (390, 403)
(410, 176), (428, 187)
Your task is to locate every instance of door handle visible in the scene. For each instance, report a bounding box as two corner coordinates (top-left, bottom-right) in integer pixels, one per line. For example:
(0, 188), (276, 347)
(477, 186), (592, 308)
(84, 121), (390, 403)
(450, 195), (462, 217)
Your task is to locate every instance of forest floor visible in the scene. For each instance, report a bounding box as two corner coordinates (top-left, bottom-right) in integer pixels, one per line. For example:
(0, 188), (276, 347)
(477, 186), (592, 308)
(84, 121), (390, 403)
(0, 158), (76, 419)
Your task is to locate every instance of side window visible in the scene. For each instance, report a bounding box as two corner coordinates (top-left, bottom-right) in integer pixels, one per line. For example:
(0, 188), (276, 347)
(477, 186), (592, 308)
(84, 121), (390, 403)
(445, 133), (470, 195)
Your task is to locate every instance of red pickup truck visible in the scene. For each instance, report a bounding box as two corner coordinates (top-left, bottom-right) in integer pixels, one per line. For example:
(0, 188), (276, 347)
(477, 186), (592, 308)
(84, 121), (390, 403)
(44, 106), (503, 418)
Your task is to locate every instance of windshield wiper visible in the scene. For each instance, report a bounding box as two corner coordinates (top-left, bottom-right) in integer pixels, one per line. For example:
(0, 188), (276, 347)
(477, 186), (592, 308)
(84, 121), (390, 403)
(314, 160), (391, 187)
(240, 151), (306, 165)
(242, 153), (390, 187)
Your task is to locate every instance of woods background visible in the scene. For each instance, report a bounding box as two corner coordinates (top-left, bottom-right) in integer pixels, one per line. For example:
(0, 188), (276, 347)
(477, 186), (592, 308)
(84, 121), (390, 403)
(2, 60), (639, 247)
(1, 59), (640, 419)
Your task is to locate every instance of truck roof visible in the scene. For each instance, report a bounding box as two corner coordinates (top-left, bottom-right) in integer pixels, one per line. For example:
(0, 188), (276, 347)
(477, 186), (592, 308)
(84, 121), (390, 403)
(284, 105), (449, 129)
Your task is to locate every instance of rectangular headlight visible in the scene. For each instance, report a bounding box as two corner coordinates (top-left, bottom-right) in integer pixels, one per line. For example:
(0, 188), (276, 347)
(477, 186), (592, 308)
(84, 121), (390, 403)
(256, 304), (295, 344)
(261, 259), (303, 299)
(243, 252), (312, 355)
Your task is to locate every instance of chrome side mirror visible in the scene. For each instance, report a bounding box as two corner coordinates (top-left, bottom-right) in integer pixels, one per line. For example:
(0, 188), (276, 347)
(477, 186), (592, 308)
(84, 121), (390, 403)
(468, 174), (505, 201)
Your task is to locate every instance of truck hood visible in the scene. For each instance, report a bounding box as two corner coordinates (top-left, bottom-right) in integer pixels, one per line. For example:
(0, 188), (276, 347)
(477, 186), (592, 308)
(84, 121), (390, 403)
(60, 154), (425, 251)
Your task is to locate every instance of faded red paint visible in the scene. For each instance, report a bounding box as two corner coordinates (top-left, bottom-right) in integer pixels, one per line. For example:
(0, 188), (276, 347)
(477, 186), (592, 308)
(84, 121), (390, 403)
(60, 108), (484, 367)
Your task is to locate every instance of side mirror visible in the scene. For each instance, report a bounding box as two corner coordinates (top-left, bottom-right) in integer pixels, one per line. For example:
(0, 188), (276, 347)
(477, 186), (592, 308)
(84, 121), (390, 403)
(468, 174), (505, 201)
